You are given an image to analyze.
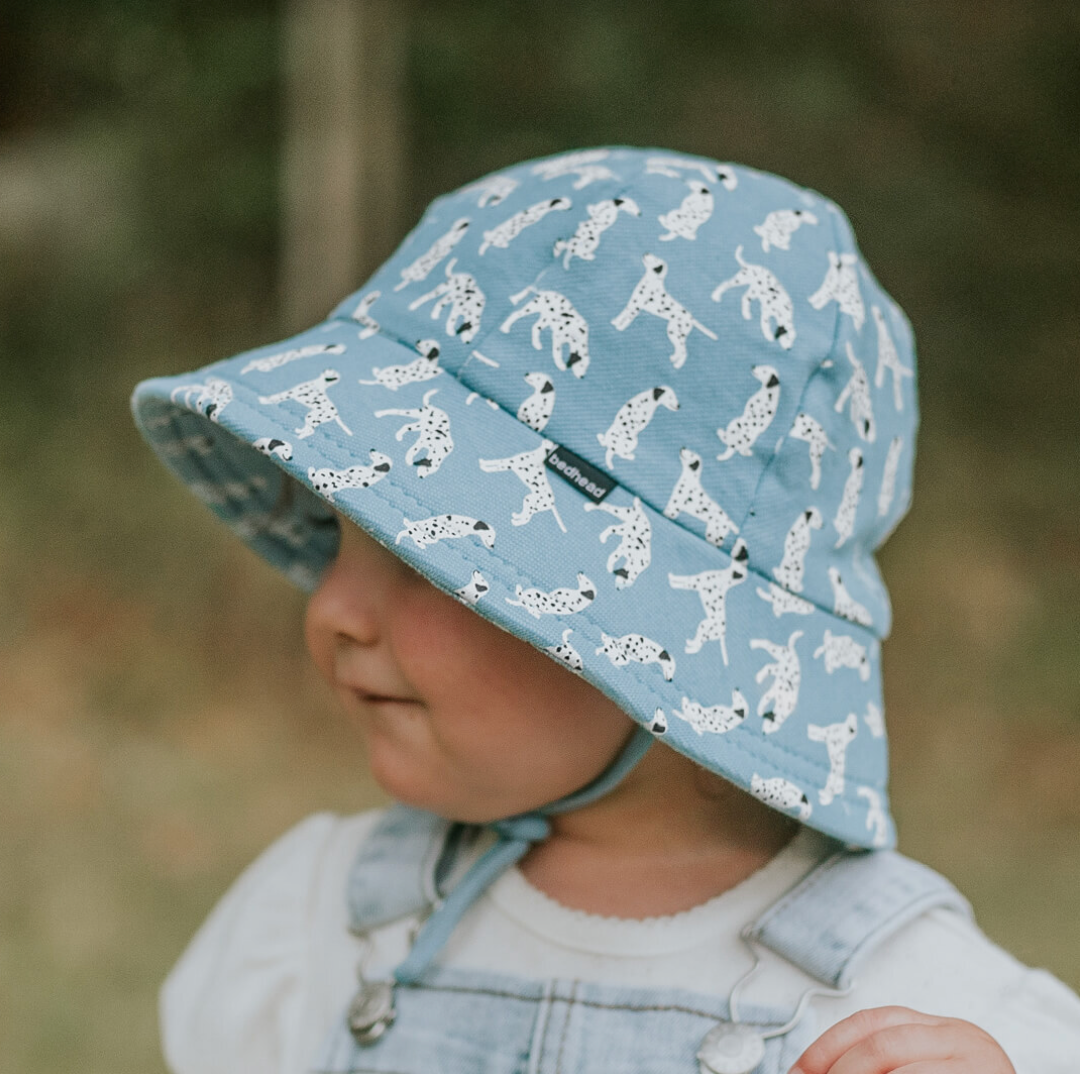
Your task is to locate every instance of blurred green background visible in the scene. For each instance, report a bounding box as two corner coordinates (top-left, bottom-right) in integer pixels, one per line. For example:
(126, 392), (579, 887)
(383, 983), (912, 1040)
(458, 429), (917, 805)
(1, 1), (1078, 1069)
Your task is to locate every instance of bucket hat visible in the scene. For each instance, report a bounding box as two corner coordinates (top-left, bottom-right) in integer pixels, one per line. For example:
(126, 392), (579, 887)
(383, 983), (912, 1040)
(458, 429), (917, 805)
(132, 146), (918, 850)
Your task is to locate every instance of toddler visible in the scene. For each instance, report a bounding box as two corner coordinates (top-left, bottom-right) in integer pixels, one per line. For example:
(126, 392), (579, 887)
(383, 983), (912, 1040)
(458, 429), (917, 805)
(132, 147), (1080, 1073)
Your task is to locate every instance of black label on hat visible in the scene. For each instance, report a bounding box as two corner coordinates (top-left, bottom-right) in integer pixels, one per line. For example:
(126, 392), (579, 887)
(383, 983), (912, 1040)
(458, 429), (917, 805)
(544, 444), (615, 503)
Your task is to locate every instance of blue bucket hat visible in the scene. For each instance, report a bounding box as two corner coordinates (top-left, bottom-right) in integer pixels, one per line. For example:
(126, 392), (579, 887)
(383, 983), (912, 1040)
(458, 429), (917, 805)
(132, 146), (917, 850)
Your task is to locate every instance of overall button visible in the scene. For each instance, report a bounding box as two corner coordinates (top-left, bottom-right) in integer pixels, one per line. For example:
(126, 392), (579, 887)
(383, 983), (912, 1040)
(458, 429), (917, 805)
(348, 980), (397, 1045)
(697, 1022), (767, 1074)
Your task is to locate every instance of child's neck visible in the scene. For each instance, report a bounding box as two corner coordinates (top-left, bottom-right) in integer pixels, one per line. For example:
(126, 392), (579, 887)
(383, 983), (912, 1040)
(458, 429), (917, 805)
(519, 743), (798, 919)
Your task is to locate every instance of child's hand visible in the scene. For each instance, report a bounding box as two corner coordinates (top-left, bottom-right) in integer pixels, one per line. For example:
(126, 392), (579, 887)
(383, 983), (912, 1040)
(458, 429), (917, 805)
(789, 1006), (1015, 1073)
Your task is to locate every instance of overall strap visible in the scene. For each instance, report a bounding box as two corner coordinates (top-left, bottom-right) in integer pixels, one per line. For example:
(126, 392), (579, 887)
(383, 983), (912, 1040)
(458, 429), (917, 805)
(745, 847), (973, 989)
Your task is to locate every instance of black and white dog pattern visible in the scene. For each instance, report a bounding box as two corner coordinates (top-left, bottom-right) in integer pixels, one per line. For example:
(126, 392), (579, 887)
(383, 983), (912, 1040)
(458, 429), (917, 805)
(872, 305), (912, 412)
(479, 439), (566, 532)
(462, 174), (518, 207)
(789, 412), (834, 491)
(658, 180), (713, 242)
(258, 369), (352, 439)
(479, 197), (571, 256)
(878, 436), (903, 518)
(596, 631), (675, 681)
(408, 258), (486, 344)
(756, 581), (814, 618)
(396, 514), (495, 549)
(711, 246), (796, 350)
(242, 342), (345, 375)
(753, 208), (818, 252)
(863, 700), (885, 738)
(517, 372), (555, 432)
(309, 449), (393, 501)
(546, 628), (584, 672)
(772, 508), (823, 593)
(612, 254), (718, 369)
(813, 629), (871, 681)
(751, 773), (812, 820)
(532, 149), (617, 189)
(807, 712), (858, 806)
(597, 385), (680, 467)
(750, 630), (803, 734)
(375, 388), (454, 477)
(857, 785), (889, 847)
(716, 365), (780, 461)
(350, 290), (381, 339)
(553, 197), (641, 268)
(501, 285), (591, 378)
(584, 496), (652, 588)
(506, 572), (596, 618)
(834, 343), (876, 443)
(672, 690), (748, 735)
(253, 436), (293, 462)
(358, 340), (443, 391)
(649, 708), (668, 735)
(668, 538), (749, 664)
(809, 251), (865, 333)
(832, 447), (864, 549)
(645, 156), (737, 190)
(454, 569), (490, 606)
(394, 218), (470, 291)
(828, 567), (872, 628)
(663, 448), (739, 548)
(171, 376), (233, 423)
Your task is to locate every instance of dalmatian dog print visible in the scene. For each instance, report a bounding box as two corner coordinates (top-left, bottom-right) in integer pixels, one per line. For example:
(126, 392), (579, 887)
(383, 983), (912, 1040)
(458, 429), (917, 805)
(645, 156), (737, 190)
(857, 785), (890, 848)
(750, 630), (803, 734)
(813, 629), (871, 681)
(505, 572), (596, 618)
(553, 197), (641, 268)
(657, 180), (713, 242)
(756, 581), (814, 618)
(394, 218), (470, 290)
(478, 197), (571, 255)
(878, 436), (904, 518)
(807, 712), (858, 806)
(375, 388), (454, 477)
(772, 507), (823, 593)
(863, 700), (885, 738)
(672, 690), (748, 736)
(834, 342), (877, 443)
(828, 567), (873, 628)
(408, 258), (486, 344)
(808, 251), (865, 332)
(649, 709), (668, 735)
(454, 570), (490, 606)
(396, 514), (495, 550)
(242, 342), (345, 375)
(253, 436), (293, 461)
(171, 377), (233, 423)
(545, 628), (584, 672)
(501, 284), (591, 378)
(711, 246), (796, 350)
(583, 496), (652, 588)
(517, 372), (555, 432)
(833, 447), (864, 548)
(753, 208), (819, 252)
(715, 365), (780, 461)
(258, 369), (352, 439)
(462, 173), (518, 207)
(596, 631), (675, 681)
(597, 385), (680, 468)
(308, 450), (393, 502)
(750, 774), (812, 821)
(789, 412), (834, 491)
(663, 448), (739, 548)
(350, 290), (381, 339)
(872, 305), (913, 412)
(358, 340), (444, 391)
(668, 538), (749, 664)
(612, 253), (718, 369)
(531, 149), (617, 189)
(478, 439), (566, 532)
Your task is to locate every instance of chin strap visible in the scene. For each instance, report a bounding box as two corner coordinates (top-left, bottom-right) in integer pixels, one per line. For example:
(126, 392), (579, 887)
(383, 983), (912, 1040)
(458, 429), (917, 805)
(393, 725), (655, 985)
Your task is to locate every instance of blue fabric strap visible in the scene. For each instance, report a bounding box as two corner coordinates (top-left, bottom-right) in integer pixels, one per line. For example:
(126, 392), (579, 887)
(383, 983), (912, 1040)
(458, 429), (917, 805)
(393, 726), (654, 985)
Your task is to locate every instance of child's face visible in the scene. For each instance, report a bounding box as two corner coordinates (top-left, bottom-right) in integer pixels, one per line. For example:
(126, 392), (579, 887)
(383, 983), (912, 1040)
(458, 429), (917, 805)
(304, 516), (634, 822)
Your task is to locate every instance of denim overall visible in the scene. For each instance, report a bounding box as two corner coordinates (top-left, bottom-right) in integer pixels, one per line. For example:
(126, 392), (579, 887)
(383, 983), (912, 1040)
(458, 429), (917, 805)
(313, 804), (972, 1074)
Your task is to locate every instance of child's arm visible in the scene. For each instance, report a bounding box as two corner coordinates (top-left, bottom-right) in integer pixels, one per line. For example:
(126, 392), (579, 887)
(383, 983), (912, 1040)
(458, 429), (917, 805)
(790, 1006), (1015, 1073)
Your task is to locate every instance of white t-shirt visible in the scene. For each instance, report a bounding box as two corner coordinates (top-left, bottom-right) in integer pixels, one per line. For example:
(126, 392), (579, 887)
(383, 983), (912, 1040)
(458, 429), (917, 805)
(161, 811), (1080, 1074)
